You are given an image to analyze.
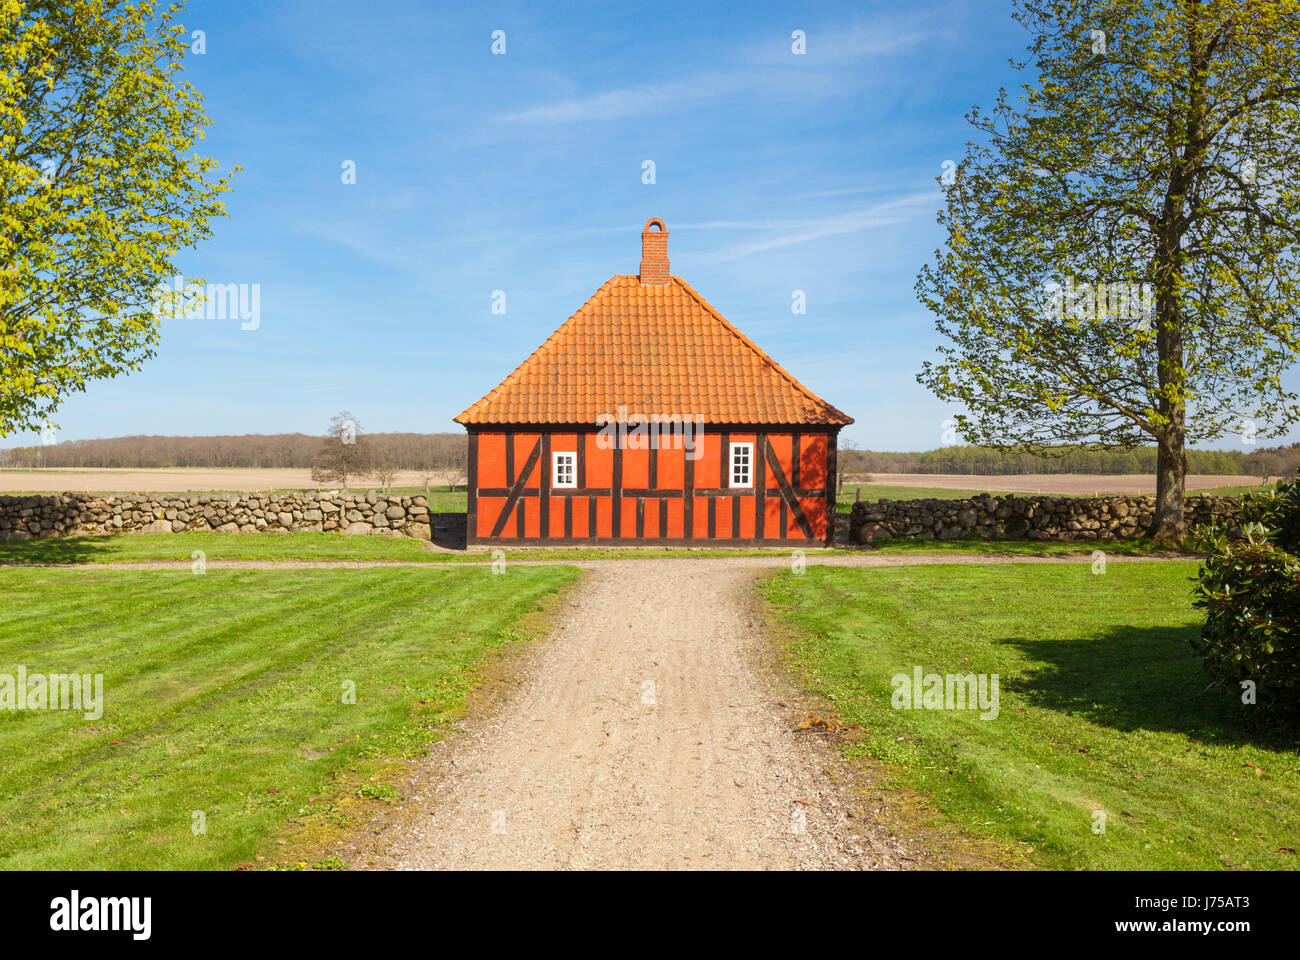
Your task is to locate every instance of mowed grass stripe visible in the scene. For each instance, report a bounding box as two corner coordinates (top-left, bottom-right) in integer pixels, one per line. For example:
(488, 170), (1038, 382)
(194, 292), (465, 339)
(0, 573), (406, 760)
(5, 573), (368, 707)
(0, 530), (1178, 567)
(761, 562), (1300, 870)
(0, 566), (577, 869)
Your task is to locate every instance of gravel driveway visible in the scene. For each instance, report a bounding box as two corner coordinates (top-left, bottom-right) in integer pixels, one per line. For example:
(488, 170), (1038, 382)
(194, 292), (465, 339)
(366, 558), (915, 870)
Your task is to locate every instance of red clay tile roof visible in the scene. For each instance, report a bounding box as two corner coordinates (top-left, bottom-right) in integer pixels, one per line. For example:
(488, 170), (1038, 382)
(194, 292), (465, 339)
(455, 274), (853, 427)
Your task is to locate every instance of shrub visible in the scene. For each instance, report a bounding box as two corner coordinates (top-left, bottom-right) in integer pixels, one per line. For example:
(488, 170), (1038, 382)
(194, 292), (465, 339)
(1191, 471), (1300, 712)
(1235, 474), (1300, 554)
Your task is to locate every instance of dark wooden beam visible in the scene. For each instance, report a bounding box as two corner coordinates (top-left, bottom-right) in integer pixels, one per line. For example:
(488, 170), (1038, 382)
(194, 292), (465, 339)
(489, 438), (541, 538)
(825, 430), (839, 547)
(540, 433), (551, 538)
(612, 444), (622, 537)
(466, 432), (478, 542)
(765, 441), (814, 539)
(684, 453), (694, 538)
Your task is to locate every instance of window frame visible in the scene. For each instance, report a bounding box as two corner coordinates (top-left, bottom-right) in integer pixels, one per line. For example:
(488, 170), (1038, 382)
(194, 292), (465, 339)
(729, 441), (754, 489)
(552, 450), (577, 489)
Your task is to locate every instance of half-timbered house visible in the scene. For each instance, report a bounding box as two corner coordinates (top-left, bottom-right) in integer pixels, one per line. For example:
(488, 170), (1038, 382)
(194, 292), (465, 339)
(455, 218), (853, 546)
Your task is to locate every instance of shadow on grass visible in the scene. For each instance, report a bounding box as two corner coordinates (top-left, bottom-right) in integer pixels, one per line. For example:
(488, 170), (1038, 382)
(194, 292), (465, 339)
(0, 535), (119, 565)
(1001, 624), (1300, 752)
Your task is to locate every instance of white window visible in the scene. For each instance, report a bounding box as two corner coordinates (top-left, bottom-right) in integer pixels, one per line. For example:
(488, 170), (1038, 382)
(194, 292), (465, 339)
(730, 442), (753, 488)
(552, 451), (576, 488)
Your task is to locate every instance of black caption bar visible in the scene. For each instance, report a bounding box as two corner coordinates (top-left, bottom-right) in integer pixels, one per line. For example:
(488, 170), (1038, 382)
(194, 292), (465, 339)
(0, 870), (1277, 946)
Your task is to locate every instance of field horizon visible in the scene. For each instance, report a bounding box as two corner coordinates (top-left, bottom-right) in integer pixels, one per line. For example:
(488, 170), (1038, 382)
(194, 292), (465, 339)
(0, 466), (1266, 496)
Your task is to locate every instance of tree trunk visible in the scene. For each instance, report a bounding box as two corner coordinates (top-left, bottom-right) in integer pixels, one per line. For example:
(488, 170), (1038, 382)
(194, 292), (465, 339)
(1150, 422), (1187, 544)
(1146, 7), (1204, 547)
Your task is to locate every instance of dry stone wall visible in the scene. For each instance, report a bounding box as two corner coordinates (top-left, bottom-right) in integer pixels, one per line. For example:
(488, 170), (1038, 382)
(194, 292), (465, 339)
(0, 492), (432, 541)
(1, 490), (1244, 546)
(849, 493), (1240, 543)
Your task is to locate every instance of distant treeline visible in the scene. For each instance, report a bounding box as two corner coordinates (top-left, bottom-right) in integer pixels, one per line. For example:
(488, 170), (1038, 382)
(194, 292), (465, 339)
(2, 434), (1297, 478)
(0, 433), (466, 471)
(841, 443), (1300, 477)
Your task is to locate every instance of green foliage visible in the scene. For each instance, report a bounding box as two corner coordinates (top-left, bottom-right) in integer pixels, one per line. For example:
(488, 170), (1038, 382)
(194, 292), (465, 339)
(1235, 472), (1300, 554)
(1192, 474), (1300, 709)
(0, 0), (236, 436)
(915, 0), (1300, 541)
(918, 0), (1300, 452)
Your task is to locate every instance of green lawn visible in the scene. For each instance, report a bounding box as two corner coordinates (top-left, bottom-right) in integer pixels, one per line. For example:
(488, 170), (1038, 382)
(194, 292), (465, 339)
(837, 484), (991, 509)
(761, 561), (1299, 870)
(0, 565), (577, 869)
(0, 530), (1178, 566)
(0, 532), (840, 564)
(868, 537), (1172, 557)
(380, 488), (466, 510)
(1186, 484), (1270, 498)
(0, 531), (450, 565)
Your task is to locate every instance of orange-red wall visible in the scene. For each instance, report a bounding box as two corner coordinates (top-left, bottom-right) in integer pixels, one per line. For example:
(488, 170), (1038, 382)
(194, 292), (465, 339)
(469, 428), (836, 544)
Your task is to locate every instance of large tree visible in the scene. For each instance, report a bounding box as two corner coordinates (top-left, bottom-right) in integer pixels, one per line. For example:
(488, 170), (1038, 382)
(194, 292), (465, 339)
(917, 0), (1300, 543)
(0, 0), (234, 437)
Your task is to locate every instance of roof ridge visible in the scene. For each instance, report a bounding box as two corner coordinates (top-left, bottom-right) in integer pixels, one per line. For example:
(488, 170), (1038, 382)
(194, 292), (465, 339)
(670, 277), (854, 425)
(454, 276), (624, 424)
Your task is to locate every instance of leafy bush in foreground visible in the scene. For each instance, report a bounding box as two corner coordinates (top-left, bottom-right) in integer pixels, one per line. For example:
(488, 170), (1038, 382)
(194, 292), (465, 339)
(1191, 473), (1300, 712)
(1235, 475), (1300, 554)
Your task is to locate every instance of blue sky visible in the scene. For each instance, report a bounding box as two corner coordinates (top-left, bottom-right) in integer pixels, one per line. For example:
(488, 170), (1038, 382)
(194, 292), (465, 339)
(12, 0), (1289, 453)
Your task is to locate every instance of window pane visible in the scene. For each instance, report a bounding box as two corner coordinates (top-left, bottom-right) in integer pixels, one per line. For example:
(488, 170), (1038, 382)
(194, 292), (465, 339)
(731, 443), (751, 486)
(554, 452), (575, 486)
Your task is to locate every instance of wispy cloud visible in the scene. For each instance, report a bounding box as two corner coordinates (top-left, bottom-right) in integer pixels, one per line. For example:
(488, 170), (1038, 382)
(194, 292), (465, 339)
(496, 12), (949, 126)
(495, 71), (749, 125)
(689, 191), (939, 261)
(733, 9), (955, 65)
(759, 22), (946, 64)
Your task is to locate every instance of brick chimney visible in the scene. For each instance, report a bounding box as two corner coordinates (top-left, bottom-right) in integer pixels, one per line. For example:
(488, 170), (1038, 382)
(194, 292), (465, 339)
(638, 217), (670, 285)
